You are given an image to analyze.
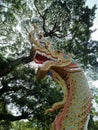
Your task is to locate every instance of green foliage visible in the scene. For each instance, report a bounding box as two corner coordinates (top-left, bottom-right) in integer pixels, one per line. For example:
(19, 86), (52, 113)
(34, 0), (98, 68)
(0, 0), (98, 129)
(11, 120), (44, 130)
(0, 121), (11, 130)
(0, 65), (62, 129)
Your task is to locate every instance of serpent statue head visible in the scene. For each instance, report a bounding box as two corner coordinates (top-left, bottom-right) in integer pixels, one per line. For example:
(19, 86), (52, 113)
(29, 31), (80, 80)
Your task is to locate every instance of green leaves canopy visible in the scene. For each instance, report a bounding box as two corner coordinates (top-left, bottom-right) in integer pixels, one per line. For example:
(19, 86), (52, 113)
(0, 0), (98, 129)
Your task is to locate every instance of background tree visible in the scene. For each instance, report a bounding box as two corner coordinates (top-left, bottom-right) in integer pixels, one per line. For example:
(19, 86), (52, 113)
(0, 0), (98, 129)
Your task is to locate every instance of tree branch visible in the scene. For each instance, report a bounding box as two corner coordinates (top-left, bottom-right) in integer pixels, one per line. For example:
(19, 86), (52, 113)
(0, 55), (33, 78)
(0, 46), (35, 78)
(34, 1), (60, 38)
(0, 113), (29, 121)
(34, 1), (44, 19)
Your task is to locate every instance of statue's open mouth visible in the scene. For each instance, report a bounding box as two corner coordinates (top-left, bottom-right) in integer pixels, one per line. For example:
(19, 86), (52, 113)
(33, 50), (58, 64)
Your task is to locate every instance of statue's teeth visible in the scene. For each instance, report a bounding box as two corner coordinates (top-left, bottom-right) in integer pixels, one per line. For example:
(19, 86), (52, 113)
(34, 50), (58, 62)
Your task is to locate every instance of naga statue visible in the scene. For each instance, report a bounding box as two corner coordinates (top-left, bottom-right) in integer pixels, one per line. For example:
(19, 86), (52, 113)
(29, 27), (92, 130)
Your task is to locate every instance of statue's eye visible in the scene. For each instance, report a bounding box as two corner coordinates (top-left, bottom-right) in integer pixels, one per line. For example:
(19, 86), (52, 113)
(45, 44), (48, 49)
(57, 50), (60, 53)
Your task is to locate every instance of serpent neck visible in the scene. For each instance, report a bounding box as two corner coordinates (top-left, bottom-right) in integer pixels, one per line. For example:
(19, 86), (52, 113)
(49, 68), (92, 130)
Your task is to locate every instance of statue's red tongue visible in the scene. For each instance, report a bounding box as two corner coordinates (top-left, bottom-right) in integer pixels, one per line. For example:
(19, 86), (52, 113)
(34, 53), (49, 64)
